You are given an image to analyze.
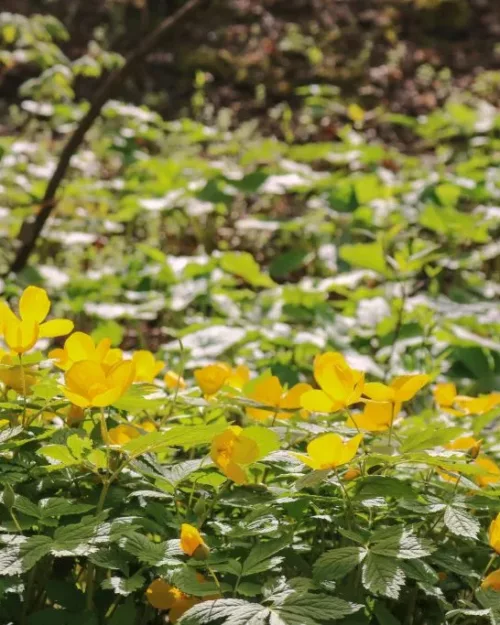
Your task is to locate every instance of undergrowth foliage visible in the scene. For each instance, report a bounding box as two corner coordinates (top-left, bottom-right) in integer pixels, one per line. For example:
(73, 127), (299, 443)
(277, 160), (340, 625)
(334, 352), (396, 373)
(0, 287), (500, 625)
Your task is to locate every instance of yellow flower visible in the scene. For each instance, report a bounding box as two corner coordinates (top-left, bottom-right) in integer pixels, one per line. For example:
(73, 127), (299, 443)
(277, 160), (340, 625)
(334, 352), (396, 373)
(348, 401), (393, 432)
(131, 350), (164, 383)
(146, 579), (198, 621)
(300, 352), (364, 413)
(433, 383), (500, 416)
(363, 374), (430, 409)
(165, 370), (187, 390)
(246, 377), (312, 421)
(1, 286), (73, 354)
(210, 426), (259, 484)
(106, 424), (141, 446)
(294, 433), (363, 470)
(489, 514), (500, 554)
(482, 570), (500, 591)
(194, 363), (250, 396)
(194, 363), (231, 396)
(180, 523), (208, 558)
(49, 332), (122, 372)
(446, 436), (482, 458)
(433, 383), (458, 409)
(0, 351), (36, 394)
(455, 394), (500, 416)
(63, 360), (135, 408)
(225, 365), (250, 391)
(476, 456), (500, 488)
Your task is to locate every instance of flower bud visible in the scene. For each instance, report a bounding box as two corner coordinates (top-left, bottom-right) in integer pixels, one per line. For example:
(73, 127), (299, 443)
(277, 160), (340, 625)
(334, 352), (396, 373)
(193, 543), (211, 560)
(2, 484), (15, 510)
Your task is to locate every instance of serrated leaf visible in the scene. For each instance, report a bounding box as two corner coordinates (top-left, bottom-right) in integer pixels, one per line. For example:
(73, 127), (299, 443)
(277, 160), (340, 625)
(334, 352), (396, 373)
(275, 593), (363, 623)
(122, 423), (226, 457)
(119, 532), (164, 563)
(401, 427), (463, 453)
(173, 566), (221, 597)
(371, 527), (434, 560)
(19, 535), (53, 571)
(294, 469), (330, 491)
(102, 572), (145, 596)
(444, 506), (480, 539)
(242, 536), (290, 576)
(313, 547), (367, 581)
(220, 252), (275, 288)
(180, 599), (268, 625)
(362, 553), (405, 599)
(340, 241), (389, 276)
(243, 426), (280, 459)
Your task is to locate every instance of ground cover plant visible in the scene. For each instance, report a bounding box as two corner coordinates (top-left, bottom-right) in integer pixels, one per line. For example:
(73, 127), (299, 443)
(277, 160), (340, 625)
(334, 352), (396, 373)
(1, 4), (500, 625)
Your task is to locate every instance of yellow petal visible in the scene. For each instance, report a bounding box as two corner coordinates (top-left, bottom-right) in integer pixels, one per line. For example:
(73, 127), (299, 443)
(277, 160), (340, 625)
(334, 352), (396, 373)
(39, 319), (74, 338)
(293, 452), (321, 470)
(307, 433), (344, 469)
(489, 514), (500, 554)
(164, 370), (187, 390)
(49, 347), (69, 370)
(280, 383), (312, 414)
(4, 319), (39, 353)
(391, 374), (430, 402)
(363, 382), (394, 402)
(482, 570), (500, 591)
(132, 350), (163, 383)
(350, 401), (392, 431)
(476, 457), (500, 488)
(223, 461), (248, 484)
(194, 364), (230, 396)
(446, 436), (480, 451)
(19, 286), (50, 323)
(146, 579), (183, 610)
(107, 424), (141, 446)
(106, 360), (135, 394)
(246, 376), (283, 420)
(231, 434), (259, 464)
(338, 433), (363, 465)
(180, 524), (205, 556)
(300, 389), (339, 413)
(65, 361), (106, 396)
(63, 389), (91, 409)
(65, 332), (96, 362)
(433, 383), (457, 407)
(92, 387), (124, 407)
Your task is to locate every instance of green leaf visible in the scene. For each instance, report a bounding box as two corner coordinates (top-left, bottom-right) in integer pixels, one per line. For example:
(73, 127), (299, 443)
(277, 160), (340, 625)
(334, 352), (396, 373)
(122, 423), (227, 456)
(270, 250), (309, 279)
(102, 572), (145, 596)
(173, 567), (221, 597)
(373, 602), (402, 625)
(444, 506), (480, 539)
(242, 426), (280, 459)
(180, 599), (268, 625)
(275, 593), (363, 624)
(370, 527), (434, 560)
(219, 252), (275, 288)
(340, 241), (389, 276)
(313, 547), (367, 581)
(119, 532), (164, 564)
(19, 536), (53, 572)
(242, 535), (290, 576)
(362, 553), (405, 599)
(37, 444), (78, 469)
(401, 427), (463, 453)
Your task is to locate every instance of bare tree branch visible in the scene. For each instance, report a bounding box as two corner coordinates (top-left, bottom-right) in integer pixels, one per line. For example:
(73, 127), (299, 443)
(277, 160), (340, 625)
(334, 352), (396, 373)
(7, 0), (206, 275)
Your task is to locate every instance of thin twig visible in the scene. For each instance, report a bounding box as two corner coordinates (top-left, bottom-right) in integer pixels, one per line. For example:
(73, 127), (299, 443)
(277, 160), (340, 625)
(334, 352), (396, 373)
(7, 0), (206, 275)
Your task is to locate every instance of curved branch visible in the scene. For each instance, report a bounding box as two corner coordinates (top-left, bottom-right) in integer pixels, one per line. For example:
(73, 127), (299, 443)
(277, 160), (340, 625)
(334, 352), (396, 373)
(8, 0), (205, 275)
